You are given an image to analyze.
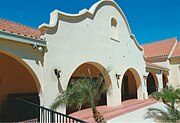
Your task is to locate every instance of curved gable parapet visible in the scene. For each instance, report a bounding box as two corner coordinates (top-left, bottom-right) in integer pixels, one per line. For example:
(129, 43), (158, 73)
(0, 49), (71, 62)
(39, 0), (143, 51)
(130, 34), (143, 51)
(39, 0), (129, 31)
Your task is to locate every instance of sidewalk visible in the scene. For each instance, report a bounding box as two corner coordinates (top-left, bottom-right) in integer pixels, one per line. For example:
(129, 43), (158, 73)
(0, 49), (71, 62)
(107, 102), (165, 123)
(70, 99), (156, 123)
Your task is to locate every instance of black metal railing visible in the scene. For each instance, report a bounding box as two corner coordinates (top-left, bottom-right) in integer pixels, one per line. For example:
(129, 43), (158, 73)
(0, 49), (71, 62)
(15, 98), (88, 123)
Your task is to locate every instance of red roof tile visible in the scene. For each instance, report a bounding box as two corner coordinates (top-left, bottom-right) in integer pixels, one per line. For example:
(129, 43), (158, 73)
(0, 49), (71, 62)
(171, 42), (180, 58)
(0, 18), (42, 40)
(142, 38), (177, 58)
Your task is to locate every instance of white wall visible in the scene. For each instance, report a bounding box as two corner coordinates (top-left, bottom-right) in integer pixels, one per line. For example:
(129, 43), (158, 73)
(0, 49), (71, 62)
(42, 0), (146, 111)
(0, 38), (44, 96)
(153, 61), (170, 69)
(169, 59), (180, 87)
(152, 59), (180, 88)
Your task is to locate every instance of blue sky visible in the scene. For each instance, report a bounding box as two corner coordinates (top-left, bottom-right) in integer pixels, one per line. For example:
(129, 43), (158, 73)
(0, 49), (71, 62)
(0, 0), (180, 44)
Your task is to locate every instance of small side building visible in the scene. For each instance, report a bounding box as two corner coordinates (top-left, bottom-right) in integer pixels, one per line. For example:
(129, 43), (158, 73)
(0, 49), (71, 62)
(0, 19), (46, 121)
(142, 37), (180, 91)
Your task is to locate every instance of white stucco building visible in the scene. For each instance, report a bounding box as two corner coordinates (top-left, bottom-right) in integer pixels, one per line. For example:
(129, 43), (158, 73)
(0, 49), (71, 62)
(0, 0), (179, 122)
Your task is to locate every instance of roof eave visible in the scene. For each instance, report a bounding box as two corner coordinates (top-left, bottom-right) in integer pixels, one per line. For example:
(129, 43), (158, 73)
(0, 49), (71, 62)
(170, 56), (180, 59)
(146, 65), (169, 71)
(145, 55), (168, 59)
(0, 30), (46, 46)
(145, 56), (168, 62)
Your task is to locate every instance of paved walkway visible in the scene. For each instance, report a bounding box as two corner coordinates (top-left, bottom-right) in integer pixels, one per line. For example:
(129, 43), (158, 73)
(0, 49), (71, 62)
(108, 102), (165, 123)
(70, 99), (157, 123)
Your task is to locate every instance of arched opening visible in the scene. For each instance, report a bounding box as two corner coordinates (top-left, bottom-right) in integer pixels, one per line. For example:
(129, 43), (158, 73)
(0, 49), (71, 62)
(162, 73), (168, 88)
(147, 73), (158, 95)
(121, 68), (141, 101)
(110, 17), (118, 40)
(66, 62), (111, 115)
(0, 52), (40, 122)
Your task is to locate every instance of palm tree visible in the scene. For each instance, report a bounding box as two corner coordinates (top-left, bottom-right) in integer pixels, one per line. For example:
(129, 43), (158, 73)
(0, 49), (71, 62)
(51, 68), (110, 123)
(146, 86), (180, 123)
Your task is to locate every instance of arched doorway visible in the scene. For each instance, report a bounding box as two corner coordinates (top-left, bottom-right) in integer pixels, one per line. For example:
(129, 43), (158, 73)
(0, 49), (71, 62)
(66, 62), (111, 114)
(162, 73), (168, 88)
(0, 52), (40, 122)
(147, 72), (158, 95)
(121, 68), (141, 101)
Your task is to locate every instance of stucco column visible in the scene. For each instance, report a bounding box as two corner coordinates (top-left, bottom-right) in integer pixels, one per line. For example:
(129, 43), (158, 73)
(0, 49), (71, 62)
(156, 73), (163, 91)
(178, 66), (180, 86)
(167, 75), (171, 87)
(39, 89), (44, 106)
(142, 74), (148, 100)
(107, 72), (121, 106)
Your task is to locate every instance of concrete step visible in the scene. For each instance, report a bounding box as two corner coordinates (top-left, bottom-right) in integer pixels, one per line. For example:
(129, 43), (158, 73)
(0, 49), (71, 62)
(102, 100), (156, 121)
(70, 99), (156, 123)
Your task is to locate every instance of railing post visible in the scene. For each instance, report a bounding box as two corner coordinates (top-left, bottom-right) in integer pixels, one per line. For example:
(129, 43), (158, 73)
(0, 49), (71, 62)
(40, 108), (44, 122)
(50, 111), (55, 122)
(15, 98), (87, 123)
(37, 106), (40, 122)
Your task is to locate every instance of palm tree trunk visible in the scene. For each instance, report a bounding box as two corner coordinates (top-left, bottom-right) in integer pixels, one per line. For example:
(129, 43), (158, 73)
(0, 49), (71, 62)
(92, 108), (106, 123)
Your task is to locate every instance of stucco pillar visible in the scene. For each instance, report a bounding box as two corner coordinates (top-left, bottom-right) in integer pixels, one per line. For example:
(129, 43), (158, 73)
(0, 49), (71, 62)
(107, 72), (121, 106)
(142, 74), (148, 100)
(167, 75), (171, 87)
(39, 89), (44, 106)
(178, 66), (180, 86)
(156, 73), (163, 91)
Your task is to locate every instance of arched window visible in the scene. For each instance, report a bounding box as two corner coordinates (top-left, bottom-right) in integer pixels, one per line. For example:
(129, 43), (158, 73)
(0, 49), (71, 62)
(110, 18), (118, 40)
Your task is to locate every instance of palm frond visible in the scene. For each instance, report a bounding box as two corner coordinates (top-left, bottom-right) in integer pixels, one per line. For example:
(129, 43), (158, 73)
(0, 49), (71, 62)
(104, 65), (113, 75)
(146, 85), (180, 123)
(51, 67), (111, 122)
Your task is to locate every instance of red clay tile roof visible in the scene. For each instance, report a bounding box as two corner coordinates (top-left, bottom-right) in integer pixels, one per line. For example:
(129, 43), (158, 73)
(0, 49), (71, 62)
(0, 18), (42, 40)
(146, 62), (169, 70)
(142, 38), (177, 58)
(171, 42), (180, 58)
